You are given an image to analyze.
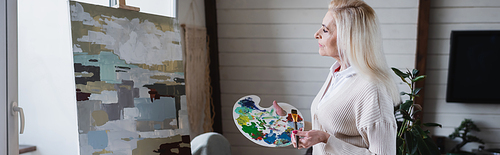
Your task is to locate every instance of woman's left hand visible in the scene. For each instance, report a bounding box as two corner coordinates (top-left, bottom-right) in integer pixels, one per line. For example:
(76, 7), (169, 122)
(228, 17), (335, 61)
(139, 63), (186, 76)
(292, 130), (330, 149)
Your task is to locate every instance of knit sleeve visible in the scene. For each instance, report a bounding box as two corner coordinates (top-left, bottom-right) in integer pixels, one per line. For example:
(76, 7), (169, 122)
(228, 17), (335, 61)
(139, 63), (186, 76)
(323, 121), (397, 155)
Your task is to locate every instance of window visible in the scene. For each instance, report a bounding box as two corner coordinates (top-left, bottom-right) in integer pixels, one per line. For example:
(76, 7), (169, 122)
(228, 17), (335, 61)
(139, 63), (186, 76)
(73, 0), (176, 17)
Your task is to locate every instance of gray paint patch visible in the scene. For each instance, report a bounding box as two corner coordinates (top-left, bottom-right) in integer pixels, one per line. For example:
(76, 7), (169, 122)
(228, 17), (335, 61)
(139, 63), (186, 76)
(135, 97), (176, 122)
(135, 118), (177, 132)
(77, 100), (102, 134)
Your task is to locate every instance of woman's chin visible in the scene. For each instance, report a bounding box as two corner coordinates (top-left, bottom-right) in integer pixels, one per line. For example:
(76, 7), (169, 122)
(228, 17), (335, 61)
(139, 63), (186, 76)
(318, 51), (326, 56)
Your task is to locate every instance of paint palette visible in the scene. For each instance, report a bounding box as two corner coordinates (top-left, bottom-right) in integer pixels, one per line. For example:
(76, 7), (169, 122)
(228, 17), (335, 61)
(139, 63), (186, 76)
(232, 95), (304, 147)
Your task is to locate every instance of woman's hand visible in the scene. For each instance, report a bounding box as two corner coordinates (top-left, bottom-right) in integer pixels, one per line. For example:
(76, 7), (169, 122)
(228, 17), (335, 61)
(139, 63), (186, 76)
(291, 130), (330, 149)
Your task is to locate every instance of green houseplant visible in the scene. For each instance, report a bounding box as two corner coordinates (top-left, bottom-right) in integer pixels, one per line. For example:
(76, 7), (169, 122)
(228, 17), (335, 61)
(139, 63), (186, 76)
(392, 68), (442, 155)
(448, 119), (484, 155)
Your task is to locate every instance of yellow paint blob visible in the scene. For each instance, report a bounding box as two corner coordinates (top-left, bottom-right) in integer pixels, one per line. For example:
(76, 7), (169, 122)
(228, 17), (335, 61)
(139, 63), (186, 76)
(236, 115), (250, 126)
(91, 110), (109, 126)
(93, 149), (113, 155)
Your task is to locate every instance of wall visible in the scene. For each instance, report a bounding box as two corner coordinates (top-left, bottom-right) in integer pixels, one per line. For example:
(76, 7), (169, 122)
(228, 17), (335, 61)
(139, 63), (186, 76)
(18, 0), (183, 154)
(216, 0), (419, 154)
(423, 0), (500, 152)
(178, 0), (205, 27)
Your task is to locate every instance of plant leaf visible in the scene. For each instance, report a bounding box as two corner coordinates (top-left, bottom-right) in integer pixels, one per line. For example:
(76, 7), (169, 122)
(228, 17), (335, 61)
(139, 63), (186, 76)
(411, 126), (440, 155)
(400, 91), (412, 98)
(400, 100), (413, 111)
(396, 109), (413, 121)
(423, 123), (442, 128)
(412, 69), (419, 77)
(413, 87), (422, 96)
(405, 131), (417, 155)
(392, 67), (409, 78)
(414, 126), (429, 139)
(396, 137), (404, 155)
(412, 75), (427, 82)
(413, 104), (422, 111)
(422, 136), (441, 155)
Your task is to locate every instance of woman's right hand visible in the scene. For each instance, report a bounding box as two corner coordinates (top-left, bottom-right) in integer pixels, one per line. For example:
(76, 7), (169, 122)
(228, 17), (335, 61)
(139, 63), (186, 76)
(292, 130), (330, 149)
(272, 100), (287, 116)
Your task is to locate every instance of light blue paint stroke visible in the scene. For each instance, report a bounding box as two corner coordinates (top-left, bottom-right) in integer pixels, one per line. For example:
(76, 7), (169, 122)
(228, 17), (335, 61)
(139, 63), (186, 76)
(154, 124), (162, 130)
(287, 122), (304, 130)
(135, 97), (176, 121)
(73, 51), (138, 84)
(87, 130), (108, 149)
(174, 72), (184, 76)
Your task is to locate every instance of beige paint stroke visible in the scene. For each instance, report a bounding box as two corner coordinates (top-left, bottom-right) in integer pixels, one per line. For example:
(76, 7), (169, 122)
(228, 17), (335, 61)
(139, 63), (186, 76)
(121, 138), (131, 141)
(118, 85), (131, 90)
(132, 60), (183, 73)
(170, 148), (179, 154)
(76, 81), (116, 94)
(149, 75), (171, 80)
(132, 135), (182, 155)
(179, 143), (190, 147)
(75, 72), (94, 77)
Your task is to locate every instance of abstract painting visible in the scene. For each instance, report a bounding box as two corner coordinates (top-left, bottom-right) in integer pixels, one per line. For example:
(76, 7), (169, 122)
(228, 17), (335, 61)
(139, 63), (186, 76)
(70, 1), (190, 154)
(233, 95), (304, 147)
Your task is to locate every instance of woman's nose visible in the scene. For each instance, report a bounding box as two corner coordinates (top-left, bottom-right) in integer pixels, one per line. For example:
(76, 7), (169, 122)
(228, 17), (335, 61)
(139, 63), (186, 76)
(314, 30), (321, 39)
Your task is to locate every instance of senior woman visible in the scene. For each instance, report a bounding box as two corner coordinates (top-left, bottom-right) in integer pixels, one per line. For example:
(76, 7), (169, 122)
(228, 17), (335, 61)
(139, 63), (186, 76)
(273, 0), (400, 154)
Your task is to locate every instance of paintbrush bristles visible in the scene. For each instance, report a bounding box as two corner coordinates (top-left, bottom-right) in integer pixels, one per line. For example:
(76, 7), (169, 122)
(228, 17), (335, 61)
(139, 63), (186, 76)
(291, 109), (298, 122)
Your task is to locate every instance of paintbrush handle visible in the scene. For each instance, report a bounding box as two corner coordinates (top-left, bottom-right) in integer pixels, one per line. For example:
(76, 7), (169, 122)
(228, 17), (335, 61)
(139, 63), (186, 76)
(294, 122), (299, 148)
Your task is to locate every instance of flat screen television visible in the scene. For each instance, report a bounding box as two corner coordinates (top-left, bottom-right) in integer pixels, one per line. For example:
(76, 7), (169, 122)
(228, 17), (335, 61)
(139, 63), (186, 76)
(446, 30), (500, 103)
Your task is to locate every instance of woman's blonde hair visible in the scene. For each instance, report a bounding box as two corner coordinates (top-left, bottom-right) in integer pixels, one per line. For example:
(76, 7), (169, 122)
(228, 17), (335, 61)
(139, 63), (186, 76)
(329, 0), (401, 105)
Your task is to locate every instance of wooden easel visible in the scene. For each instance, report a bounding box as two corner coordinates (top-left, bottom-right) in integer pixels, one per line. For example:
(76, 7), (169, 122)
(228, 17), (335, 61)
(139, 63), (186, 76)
(115, 0), (140, 12)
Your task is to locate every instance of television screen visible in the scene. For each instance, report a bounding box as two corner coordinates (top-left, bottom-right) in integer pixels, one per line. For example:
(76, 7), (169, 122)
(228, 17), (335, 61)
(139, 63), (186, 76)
(447, 31), (500, 103)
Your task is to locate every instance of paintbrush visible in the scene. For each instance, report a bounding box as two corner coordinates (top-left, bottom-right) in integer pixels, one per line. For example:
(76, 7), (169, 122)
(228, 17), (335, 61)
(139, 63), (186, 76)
(291, 109), (299, 149)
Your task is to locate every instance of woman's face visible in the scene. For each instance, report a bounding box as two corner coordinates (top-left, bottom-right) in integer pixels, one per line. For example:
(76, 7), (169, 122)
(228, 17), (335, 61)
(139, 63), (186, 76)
(315, 11), (339, 59)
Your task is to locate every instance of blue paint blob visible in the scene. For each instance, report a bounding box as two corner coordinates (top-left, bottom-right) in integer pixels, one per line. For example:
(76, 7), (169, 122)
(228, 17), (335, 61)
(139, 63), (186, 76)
(87, 131), (108, 149)
(238, 97), (266, 112)
(234, 107), (250, 115)
(278, 131), (292, 141)
(263, 130), (277, 144)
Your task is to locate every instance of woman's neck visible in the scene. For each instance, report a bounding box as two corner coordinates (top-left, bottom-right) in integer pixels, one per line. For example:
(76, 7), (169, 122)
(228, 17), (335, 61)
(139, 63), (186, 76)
(333, 58), (348, 72)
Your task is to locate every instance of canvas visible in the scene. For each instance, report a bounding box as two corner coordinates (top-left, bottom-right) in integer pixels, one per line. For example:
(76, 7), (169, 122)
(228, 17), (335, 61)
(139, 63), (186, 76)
(233, 95), (304, 147)
(69, 1), (190, 154)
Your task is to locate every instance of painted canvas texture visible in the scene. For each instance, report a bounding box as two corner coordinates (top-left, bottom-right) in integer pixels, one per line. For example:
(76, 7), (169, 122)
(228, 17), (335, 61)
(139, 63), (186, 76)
(233, 95), (305, 147)
(69, 1), (190, 155)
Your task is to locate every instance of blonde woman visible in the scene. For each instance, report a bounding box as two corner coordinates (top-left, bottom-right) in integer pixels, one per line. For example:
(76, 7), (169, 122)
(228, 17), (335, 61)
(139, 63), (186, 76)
(273, 0), (400, 154)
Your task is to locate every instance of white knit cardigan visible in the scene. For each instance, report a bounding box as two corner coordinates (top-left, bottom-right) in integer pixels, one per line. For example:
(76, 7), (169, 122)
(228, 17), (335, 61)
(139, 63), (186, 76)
(310, 73), (397, 155)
